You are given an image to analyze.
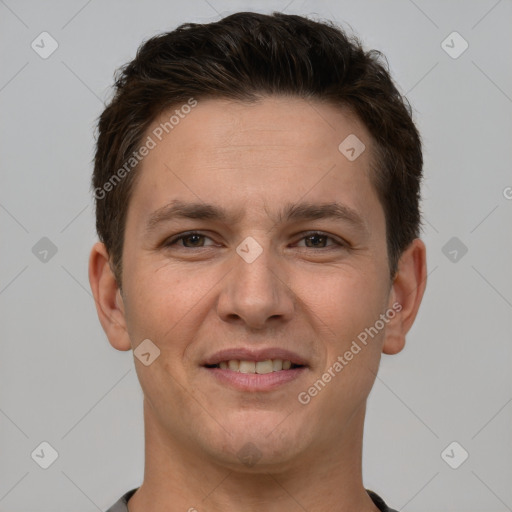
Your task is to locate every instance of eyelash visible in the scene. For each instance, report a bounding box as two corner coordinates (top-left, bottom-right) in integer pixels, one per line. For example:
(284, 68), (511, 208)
(164, 231), (346, 250)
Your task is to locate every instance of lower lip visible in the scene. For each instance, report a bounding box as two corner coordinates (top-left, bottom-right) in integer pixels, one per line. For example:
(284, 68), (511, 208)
(202, 366), (307, 392)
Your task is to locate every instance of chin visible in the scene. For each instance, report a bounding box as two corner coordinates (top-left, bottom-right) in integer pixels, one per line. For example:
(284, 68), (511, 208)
(216, 442), (302, 473)
(203, 421), (305, 470)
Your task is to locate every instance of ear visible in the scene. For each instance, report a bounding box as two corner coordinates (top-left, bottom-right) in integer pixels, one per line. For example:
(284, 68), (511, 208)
(382, 238), (427, 355)
(88, 242), (132, 351)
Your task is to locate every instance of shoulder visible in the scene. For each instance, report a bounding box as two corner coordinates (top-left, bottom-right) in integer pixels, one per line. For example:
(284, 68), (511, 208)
(105, 488), (138, 512)
(367, 489), (399, 512)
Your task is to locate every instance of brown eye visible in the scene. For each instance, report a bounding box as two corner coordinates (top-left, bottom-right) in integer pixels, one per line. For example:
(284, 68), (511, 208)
(180, 234), (206, 247)
(165, 232), (215, 248)
(304, 233), (329, 248)
(296, 232), (344, 249)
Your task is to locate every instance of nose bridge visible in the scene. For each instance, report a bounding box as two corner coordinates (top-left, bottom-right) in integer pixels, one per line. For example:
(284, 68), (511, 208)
(237, 237), (275, 289)
(217, 235), (294, 327)
(235, 234), (279, 301)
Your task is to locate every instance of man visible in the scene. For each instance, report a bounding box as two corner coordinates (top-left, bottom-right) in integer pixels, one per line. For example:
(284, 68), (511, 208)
(89, 11), (427, 512)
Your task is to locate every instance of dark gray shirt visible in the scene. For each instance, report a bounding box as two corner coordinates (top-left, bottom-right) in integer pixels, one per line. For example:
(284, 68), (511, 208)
(106, 488), (398, 511)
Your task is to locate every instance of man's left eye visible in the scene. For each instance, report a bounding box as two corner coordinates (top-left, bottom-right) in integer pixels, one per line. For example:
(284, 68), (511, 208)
(296, 232), (342, 249)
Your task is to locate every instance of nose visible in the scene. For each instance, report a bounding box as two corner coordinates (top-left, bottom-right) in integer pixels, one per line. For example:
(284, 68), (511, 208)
(216, 241), (295, 330)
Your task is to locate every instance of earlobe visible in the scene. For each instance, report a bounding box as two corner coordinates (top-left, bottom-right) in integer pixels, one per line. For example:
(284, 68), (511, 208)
(382, 238), (427, 355)
(88, 242), (132, 351)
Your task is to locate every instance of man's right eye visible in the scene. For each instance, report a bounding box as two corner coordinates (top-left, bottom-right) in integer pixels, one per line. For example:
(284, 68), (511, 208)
(164, 231), (216, 248)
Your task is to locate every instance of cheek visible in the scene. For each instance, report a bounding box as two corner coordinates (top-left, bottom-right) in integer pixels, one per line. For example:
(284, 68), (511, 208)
(296, 265), (387, 342)
(121, 262), (188, 342)
(300, 266), (388, 404)
(301, 269), (386, 414)
(122, 260), (223, 360)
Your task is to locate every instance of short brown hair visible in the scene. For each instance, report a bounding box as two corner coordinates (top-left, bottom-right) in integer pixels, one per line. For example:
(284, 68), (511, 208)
(92, 11), (423, 287)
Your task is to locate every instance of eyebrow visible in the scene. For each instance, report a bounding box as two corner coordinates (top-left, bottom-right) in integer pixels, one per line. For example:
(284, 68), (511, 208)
(145, 199), (368, 236)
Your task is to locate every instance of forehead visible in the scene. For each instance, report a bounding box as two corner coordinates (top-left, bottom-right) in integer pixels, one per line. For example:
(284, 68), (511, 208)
(127, 96), (383, 233)
(146, 96), (371, 167)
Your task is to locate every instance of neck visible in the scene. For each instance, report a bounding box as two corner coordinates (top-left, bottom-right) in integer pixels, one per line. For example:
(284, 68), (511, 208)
(128, 400), (379, 512)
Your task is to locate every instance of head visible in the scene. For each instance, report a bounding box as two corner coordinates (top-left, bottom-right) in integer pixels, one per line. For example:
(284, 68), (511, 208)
(89, 12), (426, 472)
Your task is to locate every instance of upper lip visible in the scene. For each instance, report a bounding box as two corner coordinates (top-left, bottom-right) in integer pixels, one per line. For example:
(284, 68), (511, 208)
(202, 347), (309, 367)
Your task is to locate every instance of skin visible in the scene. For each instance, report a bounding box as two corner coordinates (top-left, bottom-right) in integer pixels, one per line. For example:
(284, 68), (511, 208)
(89, 96), (427, 512)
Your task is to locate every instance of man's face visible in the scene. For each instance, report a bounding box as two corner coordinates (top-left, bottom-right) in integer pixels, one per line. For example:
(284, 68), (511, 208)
(116, 96), (396, 468)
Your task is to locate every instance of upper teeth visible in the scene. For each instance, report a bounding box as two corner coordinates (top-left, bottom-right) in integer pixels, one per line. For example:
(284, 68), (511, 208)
(218, 359), (293, 373)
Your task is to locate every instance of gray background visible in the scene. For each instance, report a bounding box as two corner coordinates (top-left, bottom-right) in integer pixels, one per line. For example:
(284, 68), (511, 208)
(1, 0), (511, 510)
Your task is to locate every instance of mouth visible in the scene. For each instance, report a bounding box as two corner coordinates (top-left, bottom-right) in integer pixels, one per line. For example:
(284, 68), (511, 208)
(201, 352), (308, 392)
(204, 359), (305, 373)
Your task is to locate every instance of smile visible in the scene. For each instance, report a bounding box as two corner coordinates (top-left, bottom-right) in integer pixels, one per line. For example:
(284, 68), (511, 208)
(204, 359), (303, 373)
(202, 360), (307, 392)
